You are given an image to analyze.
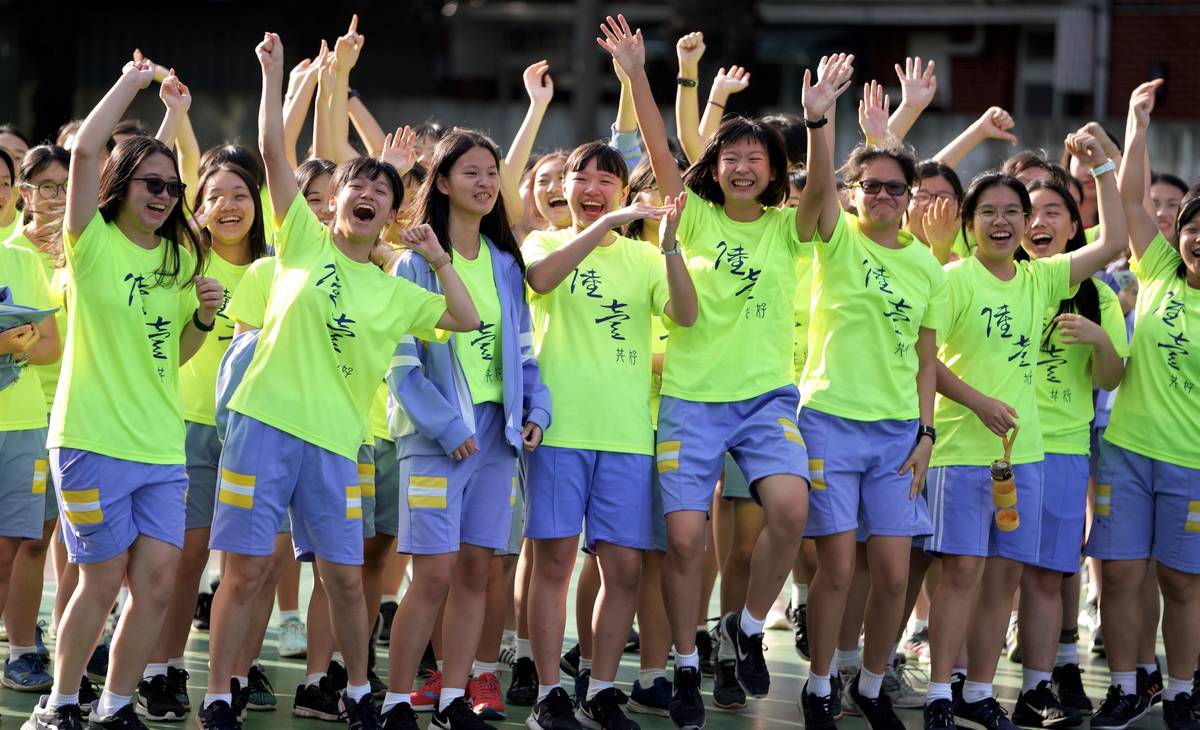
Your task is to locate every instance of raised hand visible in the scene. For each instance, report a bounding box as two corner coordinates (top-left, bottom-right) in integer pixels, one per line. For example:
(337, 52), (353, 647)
(1077, 122), (1121, 160)
(287, 57), (314, 94)
(974, 106), (1018, 146)
(1054, 313), (1108, 347)
(603, 201), (667, 230)
(380, 126), (417, 177)
(712, 65), (751, 97)
(676, 31), (705, 67)
(597, 14), (645, 76)
(522, 60), (555, 107)
(255, 32), (284, 74)
(894, 56), (937, 110)
(803, 53), (854, 120)
(1065, 131), (1106, 167)
(193, 276), (224, 324)
(922, 195), (959, 255)
(858, 80), (890, 145)
(660, 191), (687, 251)
(334, 13), (365, 72)
(1129, 78), (1164, 128)
(121, 55), (155, 89)
(159, 69), (192, 113)
(133, 49), (171, 83)
(398, 224), (447, 262)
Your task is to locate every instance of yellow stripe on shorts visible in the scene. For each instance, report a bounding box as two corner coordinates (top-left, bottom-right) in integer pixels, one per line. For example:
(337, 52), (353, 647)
(358, 463), (376, 498)
(346, 485), (363, 520)
(32, 459), (48, 495)
(510, 475), (518, 507)
(808, 458), (826, 491)
(218, 468), (255, 509)
(61, 488), (103, 525)
(1094, 484), (1112, 517)
(779, 418), (805, 446)
(656, 440), (681, 474)
(1187, 500), (1200, 533)
(409, 475), (448, 509)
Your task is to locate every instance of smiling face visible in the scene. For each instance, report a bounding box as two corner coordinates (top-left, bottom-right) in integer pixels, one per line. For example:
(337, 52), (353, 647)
(566, 157), (624, 228)
(335, 172), (397, 240)
(968, 183), (1029, 264)
(1180, 212), (1200, 282)
(715, 137), (774, 203)
(851, 157), (910, 228)
(20, 160), (68, 224)
(0, 132), (28, 167)
(907, 174), (958, 240)
(1022, 187), (1077, 259)
(123, 152), (181, 233)
(1151, 182), (1184, 241)
(437, 144), (500, 219)
(0, 162), (13, 221)
(532, 157), (570, 229)
(202, 170), (256, 247)
(304, 172), (335, 226)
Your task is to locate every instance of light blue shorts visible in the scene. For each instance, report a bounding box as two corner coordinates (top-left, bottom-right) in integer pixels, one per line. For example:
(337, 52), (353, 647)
(651, 440), (667, 553)
(1032, 453), (1088, 574)
(926, 462), (1044, 563)
(211, 413), (363, 565)
(184, 421), (221, 531)
(51, 447), (187, 564)
(1085, 441), (1200, 574)
(656, 386), (809, 513)
(525, 445), (655, 551)
(373, 438), (399, 538)
(0, 428), (52, 539)
(397, 402), (517, 555)
(799, 408), (930, 539)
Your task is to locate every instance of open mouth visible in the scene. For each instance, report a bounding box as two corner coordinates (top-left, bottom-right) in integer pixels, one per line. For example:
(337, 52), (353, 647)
(547, 196), (567, 209)
(216, 214), (242, 226)
(1029, 232), (1053, 247)
(352, 203), (376, 222)
(988, 230), (1014, 244)
(580, 200), (605, 216)
(731, 179), (755, 190)
(147, 202), (167, 214)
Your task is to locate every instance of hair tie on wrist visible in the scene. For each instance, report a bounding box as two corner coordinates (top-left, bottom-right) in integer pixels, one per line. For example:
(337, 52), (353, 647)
(676, 77), (698, 88)
(708, 101), (725, 110)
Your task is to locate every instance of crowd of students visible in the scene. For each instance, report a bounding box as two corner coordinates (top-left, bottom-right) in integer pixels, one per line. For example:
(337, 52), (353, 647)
(1, 10), (1198, 730)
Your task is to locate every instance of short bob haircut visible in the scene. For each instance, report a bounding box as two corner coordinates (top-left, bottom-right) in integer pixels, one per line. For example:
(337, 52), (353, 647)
(564, 141), (629, 187)
(959, 171), (1032, 243)
(330, 157), (405, 212)
(682, 116), (789, 208)
(840, 143), (919, 189)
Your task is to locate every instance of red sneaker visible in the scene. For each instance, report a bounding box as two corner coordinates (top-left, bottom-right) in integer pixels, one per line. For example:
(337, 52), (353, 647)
(469, 672), (506, 720)
(411, 670), (441, 712)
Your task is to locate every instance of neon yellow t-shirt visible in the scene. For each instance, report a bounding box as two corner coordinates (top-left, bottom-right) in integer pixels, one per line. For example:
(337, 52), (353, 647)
(931, 254), (1071, 466)
(950, 230), (973, 260)
(1037, 280), (1128, 455)
(664, 188), (803, 401)
(260, 186), (276, 246)
(7, 232), (70, 408)
(225, 256), (276, 329)
(228, 195), (447, 461)
(801, 215), (948, 421)
(452, 241), (503, 405)
(792, 250), (814, 386)
(49, 212), (196, 464)
(649, 315), (668, 431)
(1104, 234), (1200, 468)
(180, 250), (250, 426)
(524, 228), (668, 454)
(0, 215), (20, 244)
(0, 242), (53, 430)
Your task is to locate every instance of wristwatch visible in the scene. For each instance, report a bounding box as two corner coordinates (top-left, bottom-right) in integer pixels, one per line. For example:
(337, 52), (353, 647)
(1091, 159), (1116, 178)
(916, 424), (937, 444)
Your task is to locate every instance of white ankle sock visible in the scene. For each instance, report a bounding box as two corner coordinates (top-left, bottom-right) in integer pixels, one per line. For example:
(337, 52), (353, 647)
(346, 682), (371, 702)
(143, 662), (167, 681)
(1112, 671), (1137, 695)
(516, 638), (532, 660)
(96, 690), (132, 718)
(305, 672), (326, 687)
(472, 660), (497, 676)
(962, 681), (992, 704)
(1055, 642), (1078, 666)
(203, 693), (232, 710)
(926, 682), (952, 703)
(438, 687), (464, 711)
(7, 645), (35, 663)
(537, 683), (561, 701)
(167, 657), (186, 671)
(674, 648), (699, 670)
(578, 658), (593, 673)
(836, 648), (861, 671)
(739, 607), (766, 636)
(792, 582), (808, 606)
(585, 678), (613, 701)
(639, 668), (667, 685)
(382, 692), (410, 713)
(1022, 669), (1051, 692)
(858, 668), (884, 699)
(1167, 676), (1192, 701)
(807, 673), (831, 697)
(47, 690), (79, 710)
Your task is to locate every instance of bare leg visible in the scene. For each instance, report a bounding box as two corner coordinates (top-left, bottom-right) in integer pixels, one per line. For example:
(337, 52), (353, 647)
(590, 543), (642, 684)
(440, 545), (496, 692)
(965, 557), (1023, 685)
(927, 554), (985, 684)
(663, 511), (708, 655)
(1099, 559), (1148, 675)
(384, 552), (455, 695)
(861, 536), (912, 674)
(5, 519), (55, 649)
(149, 527), (208, 664)
(575, 554), (600, 661)
(528, 537), (579, 687)
(637, 551), (671, 671)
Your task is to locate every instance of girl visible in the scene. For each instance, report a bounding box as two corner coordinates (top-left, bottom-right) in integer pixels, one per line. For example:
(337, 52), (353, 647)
(24, 59), (222, 730)
(599, 15), (839, 729)
(521, 140), (695, 730)
(201, 33), (478, 730)
(908, 160), (965, 263)
(1011, 180), (1126, 728)
(923, 132), (1127, 730)
(1087, 79), (1200, 730)
(380, 128), (551, 730)
(795, 81), (948, 730)
(0, 149), (20, 242)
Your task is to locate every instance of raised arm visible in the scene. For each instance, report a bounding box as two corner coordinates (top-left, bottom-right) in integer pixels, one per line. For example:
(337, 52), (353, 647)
(154, 70), (192, 149)
(659, 191), (698, 326)
(256, 32), (300, 224)
(609, 59), (642, 170)
(1063, 132), (1127, 285)
(283, 54), (319, 169)
(795, 53), (854, 242)
(348, 94), (387, 158)
(313, 41), (338, 162)
(674, 32), (705, 164)
(526, 202), (665, 294)
(933, 107), (1017, 168)
(397, 224), (480, 333)
(66, 60), (155, 240)
(1117, 79), (1164, 261)
(502, 61), (554, 227)
(698, 65), (750, 146)
(599, 14), (684, 198)
(887, 57), (936, 141)
(858, 80), (891, 147)
(331, 15), (365, 163)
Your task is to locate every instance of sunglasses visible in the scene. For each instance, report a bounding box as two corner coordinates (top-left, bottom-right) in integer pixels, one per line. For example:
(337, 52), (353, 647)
(853, 180), (911, 197)
(132, 176), (186, 199)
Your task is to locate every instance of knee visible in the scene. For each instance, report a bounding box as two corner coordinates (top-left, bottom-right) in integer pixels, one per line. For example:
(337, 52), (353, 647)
(1028, 568), (1063, 598)
(321, 566), (364, 599)
(728, 536), (758, 570)
(666, 529), (704, 562)
(1156, 567), (1200, 603)
(941, 559), (984, 592)
(178, 546), (210, 580)
(872, 566), (908, 598)
(766, 500), (808, 539)
(224, 557), (273, 601)
(456, 555), (493, 588)
(19, 534), (50, 560)
(600, 553), (643, 595)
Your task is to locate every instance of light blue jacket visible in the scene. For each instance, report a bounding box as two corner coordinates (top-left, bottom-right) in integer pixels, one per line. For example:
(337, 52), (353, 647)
(387, 239), (551, 459)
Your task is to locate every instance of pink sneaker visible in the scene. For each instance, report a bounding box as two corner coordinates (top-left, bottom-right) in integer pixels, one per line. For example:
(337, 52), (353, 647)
(411, 670), (441, 712)
(468, 672), (506, 720)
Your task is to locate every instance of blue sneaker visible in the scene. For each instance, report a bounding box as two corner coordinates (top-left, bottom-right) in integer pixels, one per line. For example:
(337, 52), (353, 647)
(628, 676), (671, 716)
(3, 651), (54, 692)
(36, 620), (50, 663)
(86, 643), (109, 683)
(574, 668), (591, 708)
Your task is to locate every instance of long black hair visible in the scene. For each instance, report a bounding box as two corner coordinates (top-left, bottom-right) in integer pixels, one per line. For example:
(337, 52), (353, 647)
(413, 128), (524, 272)
(192, 162), (269, 263)
(98, 136), (203, 288)
(1019, 180), (1100, 345)
(682, 116), (789, 208)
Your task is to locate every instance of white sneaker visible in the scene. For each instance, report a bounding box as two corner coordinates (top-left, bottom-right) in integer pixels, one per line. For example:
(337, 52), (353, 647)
(883, 660), (927, 708)
(277, 616), (307, 659)
(498, 632), (517, 669)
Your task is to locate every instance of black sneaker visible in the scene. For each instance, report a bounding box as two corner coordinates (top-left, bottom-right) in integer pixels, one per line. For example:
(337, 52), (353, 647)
(381, 702), (418, 730)
(561, 645), (581, 679)
(327, 660), (349, 693)
(293, 677), (343, 721)
(1138, 666), (1163, 706)
(953, 696), (1018, 730)
(668, 666), (704, 730)
(1050, 664), (1091, 713)
(1091, 685), (1149, 730)
(528, 686), (582, 730)
(712, 659), (746, 710)
(574, 669), (591, 709)
(799, 680), (836, 730)
(86, 644), (110, 684)
(576, 687), (639, 730)
(136, 674), (187, 721)
(790, 603), (810, 660)
(1162, 693), (1200, 730)
(695, 629), (714, 677)
(1012, 681), (1084, 728)
(507, 657), (538, 706)
(193, 592), (213, 631)
(719, 612), (768, 698)
(87, 703), (148, 729)
(378, 600), (398, 645)
(194, 700), (239, 730)
(229, 677), (248, 721)
(624, 630), (640, 653)
(339, 691), (383, 730)
(367, 667), (386, 701)
(950, 672), (966, 707)
(924, 698), (956, 730)
(830, 672), (844, 720)
(24, 695), (85, 730)
(848, 671), (905, 730)
(167, 666), (191, 710)
(80, 676), (101, 718)
(245, 665), (276, 711)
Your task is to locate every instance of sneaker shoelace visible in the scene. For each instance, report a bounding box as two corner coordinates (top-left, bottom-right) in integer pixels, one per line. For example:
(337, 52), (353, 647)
(250, 668), (274, 696)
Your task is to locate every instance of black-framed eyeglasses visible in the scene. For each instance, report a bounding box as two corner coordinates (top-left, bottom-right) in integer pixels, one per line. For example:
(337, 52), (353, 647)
(132, 176), (186, 199)
(853, 179), (911, 197)
(912, 190), (957, 205)
(21, 181), (68, 199)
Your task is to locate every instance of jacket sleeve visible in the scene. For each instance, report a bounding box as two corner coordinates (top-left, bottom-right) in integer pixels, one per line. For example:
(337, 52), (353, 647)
(515, 270), (552, 431)
(387, 257), (474, 454)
